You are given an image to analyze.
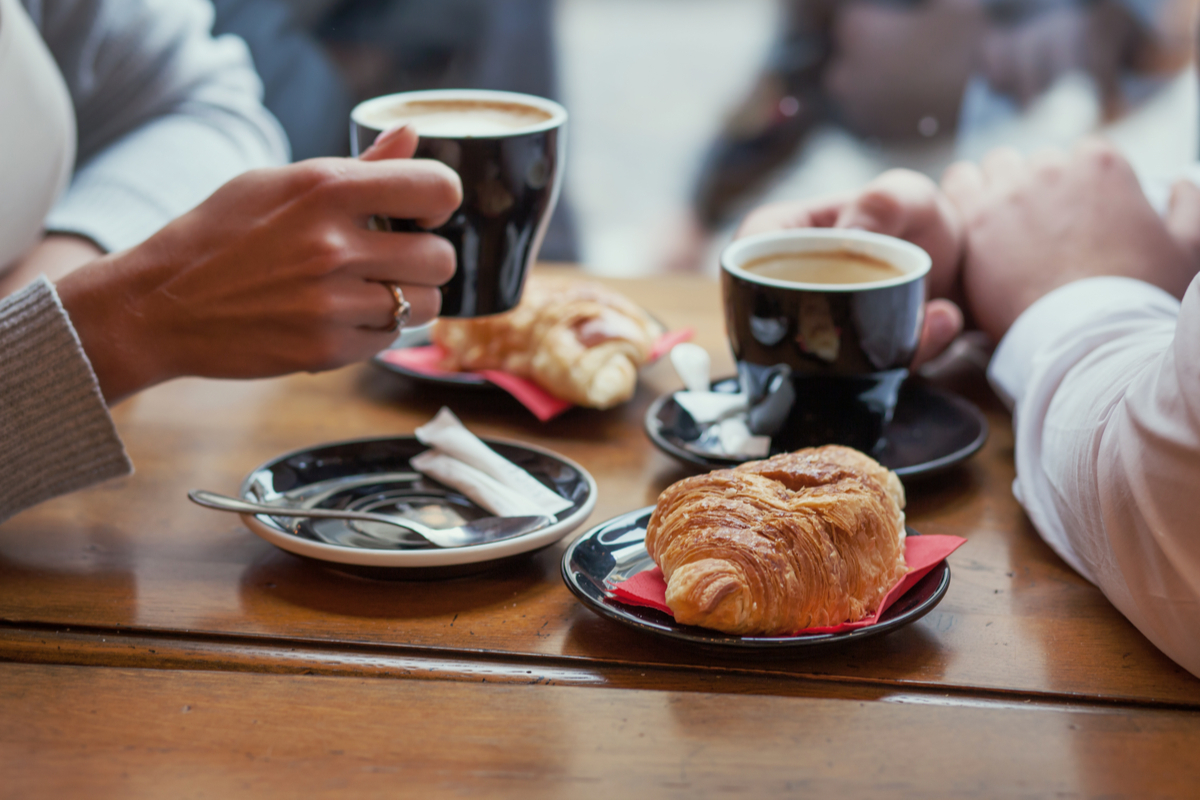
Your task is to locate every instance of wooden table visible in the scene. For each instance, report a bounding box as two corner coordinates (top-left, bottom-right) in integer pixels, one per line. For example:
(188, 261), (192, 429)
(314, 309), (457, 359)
(2, 271), (1198, 797)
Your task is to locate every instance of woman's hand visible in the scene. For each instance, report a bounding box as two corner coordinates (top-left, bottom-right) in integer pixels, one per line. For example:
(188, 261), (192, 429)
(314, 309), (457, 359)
(58, 126), (463, 403)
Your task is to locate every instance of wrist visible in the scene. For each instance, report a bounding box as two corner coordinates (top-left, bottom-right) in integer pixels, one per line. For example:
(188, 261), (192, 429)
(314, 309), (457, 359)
(56, 254), (175, 404)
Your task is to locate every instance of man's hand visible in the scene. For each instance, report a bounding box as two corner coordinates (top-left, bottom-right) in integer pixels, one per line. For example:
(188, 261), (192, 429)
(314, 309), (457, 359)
(942, 140), (1199, 342)
(736, 169), (965, 367)
(58, 126), (463, 403)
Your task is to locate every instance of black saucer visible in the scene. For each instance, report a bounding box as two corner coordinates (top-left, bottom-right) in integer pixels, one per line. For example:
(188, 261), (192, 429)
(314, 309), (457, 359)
(645, 377), (988, 479)
(561, 507), (950, 652)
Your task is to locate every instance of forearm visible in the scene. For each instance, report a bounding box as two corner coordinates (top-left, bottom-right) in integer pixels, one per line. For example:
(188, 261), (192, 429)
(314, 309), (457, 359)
(0, 278), (131, 523)
(990, 276), (1200, 676)
(691, 4), (831, 229)
(692, 108), (823, 230)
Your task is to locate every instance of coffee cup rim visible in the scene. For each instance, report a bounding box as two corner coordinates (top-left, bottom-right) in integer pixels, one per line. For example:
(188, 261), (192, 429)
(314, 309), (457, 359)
(351, 89), (568, 139)
(721, 228), (932, 292)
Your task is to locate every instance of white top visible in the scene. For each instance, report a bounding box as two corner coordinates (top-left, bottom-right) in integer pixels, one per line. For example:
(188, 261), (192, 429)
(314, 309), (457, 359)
(0, 0), (74, 269)
(14, 0), (288, 256)
(989, 274), (1200, 678)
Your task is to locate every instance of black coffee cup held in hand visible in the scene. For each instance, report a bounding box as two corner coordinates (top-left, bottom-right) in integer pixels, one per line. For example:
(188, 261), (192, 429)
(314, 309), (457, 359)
(721, 229), (931, 454)
(351, 89), (567, 317)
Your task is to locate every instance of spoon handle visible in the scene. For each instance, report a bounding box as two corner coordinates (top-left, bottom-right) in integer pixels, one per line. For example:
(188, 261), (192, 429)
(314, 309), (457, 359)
(188, 490), (428, 532)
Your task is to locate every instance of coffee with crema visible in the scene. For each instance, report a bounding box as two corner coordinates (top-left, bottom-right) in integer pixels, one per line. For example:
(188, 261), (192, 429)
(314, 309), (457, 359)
(742, 250), (906, 285)
(354, 99), (554, 138)
(351, 89), (566, 317)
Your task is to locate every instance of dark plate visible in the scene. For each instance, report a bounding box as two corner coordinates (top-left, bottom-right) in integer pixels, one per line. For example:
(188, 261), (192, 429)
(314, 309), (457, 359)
(238, 435), (596, 579)
(373, 324), (491, 389)
(562, 507), (950, 651)
(645, 377), (988, 479)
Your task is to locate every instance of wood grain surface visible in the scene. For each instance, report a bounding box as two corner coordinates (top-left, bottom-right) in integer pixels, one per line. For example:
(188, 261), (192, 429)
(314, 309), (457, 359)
(3, 661), (1199, 799)
(1, 270), (1198, 711)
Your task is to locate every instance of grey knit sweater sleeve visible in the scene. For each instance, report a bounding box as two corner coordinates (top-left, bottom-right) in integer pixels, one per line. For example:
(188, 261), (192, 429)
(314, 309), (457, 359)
(25, 0), (290, 253)
(0, 277), (131, 523)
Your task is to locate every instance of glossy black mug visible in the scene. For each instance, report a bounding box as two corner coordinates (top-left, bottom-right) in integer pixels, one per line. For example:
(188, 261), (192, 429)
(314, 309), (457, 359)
(721, 229), (931, 453)
(351, 89), (567, 317)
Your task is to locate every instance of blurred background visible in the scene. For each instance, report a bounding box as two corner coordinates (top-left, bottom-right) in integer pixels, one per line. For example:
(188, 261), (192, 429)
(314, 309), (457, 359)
(215, 0), (1200, 276)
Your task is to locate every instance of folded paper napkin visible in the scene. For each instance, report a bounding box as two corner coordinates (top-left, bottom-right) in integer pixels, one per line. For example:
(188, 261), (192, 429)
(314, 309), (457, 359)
(610, 534), (966, 635)
(410, 407), (574, 517)
(668, 343), (769, 459)
(675, 392), (772, 459)
(380, 329), (695, 422)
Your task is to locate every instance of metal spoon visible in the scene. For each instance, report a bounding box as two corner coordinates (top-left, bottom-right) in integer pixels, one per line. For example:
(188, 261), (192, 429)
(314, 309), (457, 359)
(188, 490), (553, 548)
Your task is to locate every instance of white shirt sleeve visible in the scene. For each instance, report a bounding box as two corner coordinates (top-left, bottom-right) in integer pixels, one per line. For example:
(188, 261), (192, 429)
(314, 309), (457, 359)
(989, 275), (1200, 678)
(30, 0), (289, 252)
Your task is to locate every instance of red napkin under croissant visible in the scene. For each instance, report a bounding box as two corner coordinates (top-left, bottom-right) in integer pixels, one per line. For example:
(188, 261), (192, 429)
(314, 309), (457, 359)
(611, 533), (965, 635)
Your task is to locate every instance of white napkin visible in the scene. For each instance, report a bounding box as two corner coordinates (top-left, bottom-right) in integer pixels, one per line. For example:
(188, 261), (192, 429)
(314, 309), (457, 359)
(675, 391), (749, 425)
(668, 343), (769, 458)
(716, 418), (771, 459)
(411, 408), (574, 517)
(670, 343), (712, 394)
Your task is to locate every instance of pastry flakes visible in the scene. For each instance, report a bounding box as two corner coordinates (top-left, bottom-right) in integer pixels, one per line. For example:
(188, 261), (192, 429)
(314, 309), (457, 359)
(432, 277), (664, 409)
(645, 445), (908, 635)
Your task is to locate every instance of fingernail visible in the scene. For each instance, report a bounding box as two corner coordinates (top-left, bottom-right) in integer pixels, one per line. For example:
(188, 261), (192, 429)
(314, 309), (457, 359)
(363, 124), (412, 156)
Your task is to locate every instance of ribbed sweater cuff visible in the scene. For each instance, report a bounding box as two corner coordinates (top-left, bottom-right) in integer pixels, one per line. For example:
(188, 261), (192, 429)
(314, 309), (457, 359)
(0, 277), (132, 522)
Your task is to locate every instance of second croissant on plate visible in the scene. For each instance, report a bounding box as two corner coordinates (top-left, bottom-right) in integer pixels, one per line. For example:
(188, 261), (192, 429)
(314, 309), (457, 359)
(645, 445), (909, 635)
(432, 277), (664, 409)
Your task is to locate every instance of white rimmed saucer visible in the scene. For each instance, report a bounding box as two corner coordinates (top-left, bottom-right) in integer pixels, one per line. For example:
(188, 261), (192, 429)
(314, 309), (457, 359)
(237, 435), (596, 579)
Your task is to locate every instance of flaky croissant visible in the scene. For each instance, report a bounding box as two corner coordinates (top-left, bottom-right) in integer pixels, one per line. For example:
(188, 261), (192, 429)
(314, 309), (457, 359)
(432, 277), (664, 409)
(645, 445), (908, 635)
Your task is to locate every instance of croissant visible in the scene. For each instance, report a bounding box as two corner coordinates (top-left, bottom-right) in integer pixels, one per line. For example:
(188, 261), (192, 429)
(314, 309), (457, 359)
(644, 445), (908, 635)
(432, 277), (664, 409)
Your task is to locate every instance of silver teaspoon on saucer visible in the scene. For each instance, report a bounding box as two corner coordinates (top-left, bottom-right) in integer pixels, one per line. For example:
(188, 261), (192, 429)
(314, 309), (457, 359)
(188, 490), (553, 549)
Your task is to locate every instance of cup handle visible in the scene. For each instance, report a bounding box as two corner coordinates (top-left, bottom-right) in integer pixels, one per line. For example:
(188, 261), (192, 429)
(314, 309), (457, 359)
(738, 363), (796, 437)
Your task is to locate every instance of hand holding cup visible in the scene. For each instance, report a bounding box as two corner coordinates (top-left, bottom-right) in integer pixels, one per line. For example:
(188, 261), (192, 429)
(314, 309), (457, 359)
(57, 129), (462, 403)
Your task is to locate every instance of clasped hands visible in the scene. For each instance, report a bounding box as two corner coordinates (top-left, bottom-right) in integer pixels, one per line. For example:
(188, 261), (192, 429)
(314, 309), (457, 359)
(739, 139), (1200, 367)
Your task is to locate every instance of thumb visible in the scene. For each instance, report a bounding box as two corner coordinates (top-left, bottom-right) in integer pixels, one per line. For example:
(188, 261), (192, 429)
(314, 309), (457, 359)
(833, 169), (940, 237)
(834, 188), (907, 236)
(910, 298), (964, 370)
(359, 124), (419, 161)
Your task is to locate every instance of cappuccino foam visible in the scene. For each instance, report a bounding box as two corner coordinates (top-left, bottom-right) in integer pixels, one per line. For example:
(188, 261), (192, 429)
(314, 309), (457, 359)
(357, 99), (554, 138)
(742, 250), (905, 285)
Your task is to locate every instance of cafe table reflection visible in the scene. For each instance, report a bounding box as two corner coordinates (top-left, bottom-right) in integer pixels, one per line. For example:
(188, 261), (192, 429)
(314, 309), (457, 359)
(1, 267), (1198, 798)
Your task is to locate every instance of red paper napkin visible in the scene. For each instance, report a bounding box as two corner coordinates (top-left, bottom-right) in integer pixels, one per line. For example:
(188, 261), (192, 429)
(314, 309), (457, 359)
(378, 328), (695, 422)
(610, 534), (966, 635)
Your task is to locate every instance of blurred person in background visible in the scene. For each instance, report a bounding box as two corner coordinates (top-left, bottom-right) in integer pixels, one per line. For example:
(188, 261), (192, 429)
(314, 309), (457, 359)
(1, 0), (460, 519)
(210, 0), (578, 261)
(662, 0), (1192, 272)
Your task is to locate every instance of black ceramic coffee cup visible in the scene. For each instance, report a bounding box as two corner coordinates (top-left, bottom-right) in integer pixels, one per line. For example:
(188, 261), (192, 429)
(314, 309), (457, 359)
(351, 89), (567, 318)
(720, 229), (931, 453)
